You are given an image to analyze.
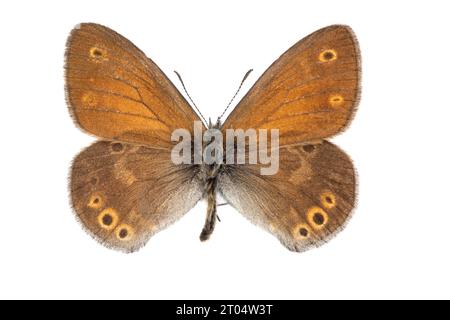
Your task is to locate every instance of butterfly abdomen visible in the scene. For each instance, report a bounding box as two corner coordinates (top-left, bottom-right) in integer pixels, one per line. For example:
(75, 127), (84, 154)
(199, 162), (220, 241)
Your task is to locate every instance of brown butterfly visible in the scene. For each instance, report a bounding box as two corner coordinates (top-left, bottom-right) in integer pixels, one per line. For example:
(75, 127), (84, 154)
(65, 23), (360, 253)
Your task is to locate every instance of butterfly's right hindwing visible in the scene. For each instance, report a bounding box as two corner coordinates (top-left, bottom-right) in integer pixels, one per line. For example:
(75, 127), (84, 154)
(218, 141), (356, 252)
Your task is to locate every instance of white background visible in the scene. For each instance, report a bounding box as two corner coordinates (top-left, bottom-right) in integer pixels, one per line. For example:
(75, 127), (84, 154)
(0, 0), (449, 299)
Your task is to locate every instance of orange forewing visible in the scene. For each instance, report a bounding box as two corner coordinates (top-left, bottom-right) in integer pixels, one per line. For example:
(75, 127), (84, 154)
(65, 23), (204, 148)
(221, 25), (360, 146)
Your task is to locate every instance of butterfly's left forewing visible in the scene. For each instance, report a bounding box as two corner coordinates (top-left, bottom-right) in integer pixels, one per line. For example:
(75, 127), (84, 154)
(65, 23), (205, 148)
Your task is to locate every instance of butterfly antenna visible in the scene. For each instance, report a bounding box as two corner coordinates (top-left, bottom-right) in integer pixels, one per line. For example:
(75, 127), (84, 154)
(218, 69), (253, 121)
(217, 202), (229, 207)
(174, 71), (207, 124)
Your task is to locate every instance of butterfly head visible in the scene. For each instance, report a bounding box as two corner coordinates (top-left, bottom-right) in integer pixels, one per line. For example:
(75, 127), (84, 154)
(207, 117), (222, 129)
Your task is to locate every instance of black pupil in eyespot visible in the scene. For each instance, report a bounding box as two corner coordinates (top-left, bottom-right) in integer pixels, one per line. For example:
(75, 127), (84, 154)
(299, 228), (308, 237)
(324, 51), (334, 59)
(102, 214), (113, 226)
(119, 229), (128, 238)
(313, 213), (325, 225)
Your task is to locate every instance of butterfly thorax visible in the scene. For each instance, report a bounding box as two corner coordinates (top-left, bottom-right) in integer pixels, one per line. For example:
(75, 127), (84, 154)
(199, 118), (222, 241)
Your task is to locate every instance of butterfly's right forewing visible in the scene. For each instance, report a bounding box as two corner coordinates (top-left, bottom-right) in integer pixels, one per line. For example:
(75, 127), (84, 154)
(221, 25), (360, 145)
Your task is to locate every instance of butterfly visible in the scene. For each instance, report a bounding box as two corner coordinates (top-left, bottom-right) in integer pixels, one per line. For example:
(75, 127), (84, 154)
(65, 23), (360, 253)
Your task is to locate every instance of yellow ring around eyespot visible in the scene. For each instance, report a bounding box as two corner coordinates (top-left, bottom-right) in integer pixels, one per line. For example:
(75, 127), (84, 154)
(306, 207), (329, 230)
(97, 208), (119, 230)
(329, 94), (344, 107)
(89, 47), (108, 60)
(87, 192), (104, 210)
(293, 223), (312, 240)
(115, 224), (134, 241)
(319, 49), (337, 62)
(321, 191), (337, 209)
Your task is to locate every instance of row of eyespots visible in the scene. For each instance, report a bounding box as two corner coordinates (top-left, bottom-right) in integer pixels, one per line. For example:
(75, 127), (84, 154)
(318, 49), (346, 108)
(79, 47), (108, 108)
(87, 193), (134, 241)
(83, 47), (344, 110)
(295, 207), (329, 240)
(295, 191), (337, 239)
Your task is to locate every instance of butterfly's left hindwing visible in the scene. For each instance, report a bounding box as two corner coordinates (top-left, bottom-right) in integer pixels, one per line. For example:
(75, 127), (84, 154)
(70, 141), (203, 252)
(218, 141), (356, 252)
